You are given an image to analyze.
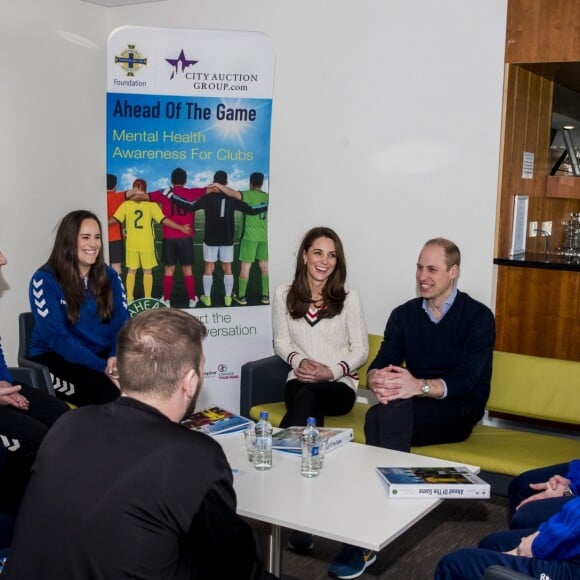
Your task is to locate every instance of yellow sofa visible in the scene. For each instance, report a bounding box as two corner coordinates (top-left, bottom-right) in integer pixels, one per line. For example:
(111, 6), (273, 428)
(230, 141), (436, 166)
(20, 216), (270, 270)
(241, 335), (580, 489)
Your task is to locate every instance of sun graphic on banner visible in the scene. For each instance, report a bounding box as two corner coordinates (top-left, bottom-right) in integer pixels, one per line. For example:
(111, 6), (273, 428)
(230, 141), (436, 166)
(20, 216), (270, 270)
(210, 100), (253, 146)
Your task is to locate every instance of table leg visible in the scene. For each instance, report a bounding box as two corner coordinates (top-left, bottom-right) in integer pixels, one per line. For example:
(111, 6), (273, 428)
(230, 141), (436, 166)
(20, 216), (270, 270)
(267, 523), (282, 577)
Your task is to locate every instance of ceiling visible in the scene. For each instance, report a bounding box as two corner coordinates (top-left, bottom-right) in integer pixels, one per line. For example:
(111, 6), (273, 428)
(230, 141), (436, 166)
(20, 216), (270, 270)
(81, 0), (165, 6)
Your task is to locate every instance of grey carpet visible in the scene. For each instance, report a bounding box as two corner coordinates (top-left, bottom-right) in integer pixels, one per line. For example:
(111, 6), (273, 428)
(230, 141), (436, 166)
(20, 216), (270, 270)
(256, 495), (509, 580)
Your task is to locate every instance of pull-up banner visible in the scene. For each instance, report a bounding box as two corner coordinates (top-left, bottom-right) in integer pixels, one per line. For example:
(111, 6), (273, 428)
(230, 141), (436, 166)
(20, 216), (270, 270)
(107, 26), (275, 412)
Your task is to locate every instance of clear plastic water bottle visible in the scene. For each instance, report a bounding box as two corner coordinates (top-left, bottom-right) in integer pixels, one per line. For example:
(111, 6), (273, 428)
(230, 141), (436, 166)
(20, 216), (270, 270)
(254, 411), (273, 471)
(301, 417), (321, 478)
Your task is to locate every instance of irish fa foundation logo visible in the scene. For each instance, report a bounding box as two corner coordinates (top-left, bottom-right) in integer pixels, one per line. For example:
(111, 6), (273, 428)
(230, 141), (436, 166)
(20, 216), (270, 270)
(128, 298), (168, 318)
(115, 44), (148, 77)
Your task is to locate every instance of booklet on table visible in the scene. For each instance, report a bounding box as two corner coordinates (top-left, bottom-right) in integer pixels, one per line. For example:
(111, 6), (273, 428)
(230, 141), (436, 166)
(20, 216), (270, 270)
(272, 426), (353, 454)
(376, 466), (490, 499)
(182, 406), (253, 436)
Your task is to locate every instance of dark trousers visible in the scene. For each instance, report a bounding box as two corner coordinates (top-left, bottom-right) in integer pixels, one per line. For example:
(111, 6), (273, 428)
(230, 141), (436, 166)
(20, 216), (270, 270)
(364, 398), (482, 452)
(508, 462), (573, 529)
(0, 383), (68, 514)
(31, 352), (120, 407)
(279, 379), (356, 428)
(435, 529), (580, 580)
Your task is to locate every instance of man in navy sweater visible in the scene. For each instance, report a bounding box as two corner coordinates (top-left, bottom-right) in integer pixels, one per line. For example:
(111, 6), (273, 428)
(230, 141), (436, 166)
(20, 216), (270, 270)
(328, 238), (496, 580)
(365, 237), (495, 452)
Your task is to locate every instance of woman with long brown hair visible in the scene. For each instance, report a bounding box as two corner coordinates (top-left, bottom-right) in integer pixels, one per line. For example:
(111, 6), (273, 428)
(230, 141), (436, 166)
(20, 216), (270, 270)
(28, 210), (129, 406)
(273, 226), (368, 429)
(273, 226), (368, 553)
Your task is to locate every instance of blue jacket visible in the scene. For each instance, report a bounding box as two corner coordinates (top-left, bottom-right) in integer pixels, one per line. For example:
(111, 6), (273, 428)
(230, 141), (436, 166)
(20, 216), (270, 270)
(28, 265), (129, 373)
(566, 459), (580, 494)
(533, 495), (580, 561)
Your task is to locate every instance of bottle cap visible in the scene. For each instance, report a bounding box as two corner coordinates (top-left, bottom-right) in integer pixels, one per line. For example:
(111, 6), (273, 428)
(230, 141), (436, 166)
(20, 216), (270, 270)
(306, 417), (316, 426)
(259, 411), (269, 419)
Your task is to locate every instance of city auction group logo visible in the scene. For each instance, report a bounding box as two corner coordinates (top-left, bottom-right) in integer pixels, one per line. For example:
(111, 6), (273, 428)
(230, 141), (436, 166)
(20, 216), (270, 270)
(165, 49), (198, 79)
(163, 49), (259, 91)
(115, 44), (147, 77)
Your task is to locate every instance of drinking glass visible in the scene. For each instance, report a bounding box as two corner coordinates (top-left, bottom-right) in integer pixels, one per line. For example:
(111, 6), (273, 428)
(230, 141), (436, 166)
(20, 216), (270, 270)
(243, 428), (256, 463)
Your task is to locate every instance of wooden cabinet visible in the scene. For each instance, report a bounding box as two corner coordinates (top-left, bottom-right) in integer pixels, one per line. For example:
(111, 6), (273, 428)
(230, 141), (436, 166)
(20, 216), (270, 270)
(506, 0), (580, 64)
(495, 0), (580, 361)
(494, 262), (580, 361)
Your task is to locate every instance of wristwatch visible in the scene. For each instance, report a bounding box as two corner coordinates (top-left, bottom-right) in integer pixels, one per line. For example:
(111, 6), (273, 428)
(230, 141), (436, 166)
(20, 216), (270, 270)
(562, 485), (574, 497)
(420, 380), (430, 397)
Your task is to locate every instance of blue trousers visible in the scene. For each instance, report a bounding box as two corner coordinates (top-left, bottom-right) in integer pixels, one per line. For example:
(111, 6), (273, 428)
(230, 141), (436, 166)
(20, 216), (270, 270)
(508, 462), (573, 529)
(434, 529), (580, 579)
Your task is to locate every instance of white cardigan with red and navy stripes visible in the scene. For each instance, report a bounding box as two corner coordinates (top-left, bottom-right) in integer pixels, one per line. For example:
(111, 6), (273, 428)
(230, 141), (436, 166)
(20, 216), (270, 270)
(272, 283), (369, 392)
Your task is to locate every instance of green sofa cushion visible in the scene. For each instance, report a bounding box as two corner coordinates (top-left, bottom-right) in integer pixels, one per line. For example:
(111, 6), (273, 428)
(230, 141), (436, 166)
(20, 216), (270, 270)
(356, 333), (383, 388)
(487, 351), (580, 424)
(411, 424), (580, 477)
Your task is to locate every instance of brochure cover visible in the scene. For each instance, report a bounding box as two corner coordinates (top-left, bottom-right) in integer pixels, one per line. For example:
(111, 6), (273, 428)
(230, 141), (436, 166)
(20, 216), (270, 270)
(272, 426), (353, 454)
(376, 466), (490, 499)
(182, 406), (252, 436)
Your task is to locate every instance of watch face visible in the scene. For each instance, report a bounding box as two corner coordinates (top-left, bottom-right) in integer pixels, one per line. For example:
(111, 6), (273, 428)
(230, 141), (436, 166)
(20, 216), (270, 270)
(421, 383), (430, 395)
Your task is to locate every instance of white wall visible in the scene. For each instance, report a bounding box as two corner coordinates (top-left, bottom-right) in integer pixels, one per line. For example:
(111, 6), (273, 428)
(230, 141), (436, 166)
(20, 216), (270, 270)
(0, 0), (108, 363)
(0, 0), (507, 365)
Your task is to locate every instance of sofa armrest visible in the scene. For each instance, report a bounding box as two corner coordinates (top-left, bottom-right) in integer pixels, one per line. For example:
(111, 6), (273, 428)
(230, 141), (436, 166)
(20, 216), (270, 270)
(240, 355), (290, 418)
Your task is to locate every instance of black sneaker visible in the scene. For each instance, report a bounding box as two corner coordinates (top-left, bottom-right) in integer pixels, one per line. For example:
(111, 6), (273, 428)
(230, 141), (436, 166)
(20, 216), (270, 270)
(288, 530), (314, 552)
